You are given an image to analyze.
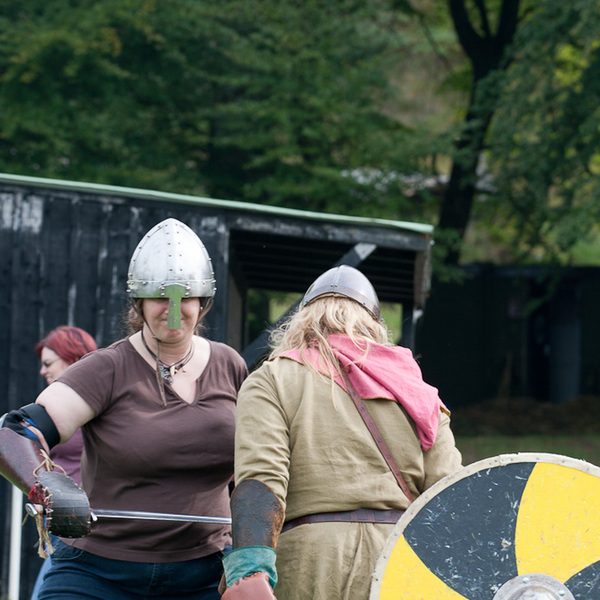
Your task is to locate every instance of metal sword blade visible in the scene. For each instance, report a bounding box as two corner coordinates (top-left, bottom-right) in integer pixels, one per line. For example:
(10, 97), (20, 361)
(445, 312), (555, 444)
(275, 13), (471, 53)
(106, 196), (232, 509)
(90, 508), (231, 525)
(24, 503), (230, 525)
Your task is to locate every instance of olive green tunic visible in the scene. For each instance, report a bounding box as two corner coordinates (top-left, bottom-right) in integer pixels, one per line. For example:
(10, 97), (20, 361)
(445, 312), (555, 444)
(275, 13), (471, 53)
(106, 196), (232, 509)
(234, 356), (462, 600)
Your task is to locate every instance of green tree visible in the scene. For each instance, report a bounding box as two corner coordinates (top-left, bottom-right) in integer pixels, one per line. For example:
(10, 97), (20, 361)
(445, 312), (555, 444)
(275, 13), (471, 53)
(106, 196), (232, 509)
(0, 0), (422, 218)
(0, 0), (215, 193)
(433, 0), (521, 268)
(483, 0), (600, 264)
(196, 1), (419, 216)
(429, 0), (600, 268)
(3, 0), (599, 271)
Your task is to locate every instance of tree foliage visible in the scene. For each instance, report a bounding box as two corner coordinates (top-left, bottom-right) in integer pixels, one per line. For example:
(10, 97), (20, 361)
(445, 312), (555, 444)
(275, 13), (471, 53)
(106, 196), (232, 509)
(482, 0), (600, 264)
(0, 0), (424, 217)
(432, 0), (521, 270)
(1, 0), (599, 269)
(0, 0), (212, 192)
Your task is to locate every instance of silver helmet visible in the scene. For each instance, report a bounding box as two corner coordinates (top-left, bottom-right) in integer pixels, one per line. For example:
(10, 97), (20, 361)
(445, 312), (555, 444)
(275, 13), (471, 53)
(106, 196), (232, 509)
(300, 265), (381, 320)
(127, 218), (216, 329)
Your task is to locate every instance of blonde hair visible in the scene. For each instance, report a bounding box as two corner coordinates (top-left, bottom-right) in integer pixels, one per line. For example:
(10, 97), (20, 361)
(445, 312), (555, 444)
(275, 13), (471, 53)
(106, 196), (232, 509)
(269, 296), (391, 379)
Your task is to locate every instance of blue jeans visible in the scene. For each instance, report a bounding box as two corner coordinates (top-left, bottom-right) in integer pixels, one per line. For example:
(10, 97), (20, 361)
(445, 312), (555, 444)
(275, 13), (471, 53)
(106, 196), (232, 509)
(31, 531), (59, 600)
(30, 555), (51, 600)
(37, 538), (227, 600)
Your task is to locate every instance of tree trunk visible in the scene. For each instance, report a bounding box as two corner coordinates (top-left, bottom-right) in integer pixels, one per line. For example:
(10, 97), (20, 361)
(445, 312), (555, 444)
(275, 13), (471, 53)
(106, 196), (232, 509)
(439, 0), (520, 266)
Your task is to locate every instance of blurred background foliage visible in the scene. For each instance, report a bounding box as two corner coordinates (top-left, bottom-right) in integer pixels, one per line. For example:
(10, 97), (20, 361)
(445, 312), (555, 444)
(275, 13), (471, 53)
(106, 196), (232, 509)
(1, 0), (599, 273)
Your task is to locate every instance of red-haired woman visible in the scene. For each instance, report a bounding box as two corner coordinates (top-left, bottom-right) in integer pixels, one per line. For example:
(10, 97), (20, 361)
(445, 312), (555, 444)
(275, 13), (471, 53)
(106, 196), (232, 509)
(31, 325), (97, 600)
(34, 325), (97, 484)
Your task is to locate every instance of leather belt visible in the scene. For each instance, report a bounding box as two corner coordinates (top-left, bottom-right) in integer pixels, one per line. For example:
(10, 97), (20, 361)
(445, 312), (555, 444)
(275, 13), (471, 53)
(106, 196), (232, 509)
(282, 508), (404, 532)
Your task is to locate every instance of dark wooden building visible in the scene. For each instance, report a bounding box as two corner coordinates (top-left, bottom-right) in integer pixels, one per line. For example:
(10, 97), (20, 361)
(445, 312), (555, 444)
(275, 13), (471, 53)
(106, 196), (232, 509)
(416, 264), (600, 410)
(0, 173), (433, 599)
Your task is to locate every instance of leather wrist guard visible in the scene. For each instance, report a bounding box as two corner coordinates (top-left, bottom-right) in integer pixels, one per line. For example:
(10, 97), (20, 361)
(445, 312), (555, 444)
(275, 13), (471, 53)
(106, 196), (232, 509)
(28, 470), (91, 538)
(0, 427), (48, 493)
(230, 479), (285, 549)
(1, 403), (60, 449)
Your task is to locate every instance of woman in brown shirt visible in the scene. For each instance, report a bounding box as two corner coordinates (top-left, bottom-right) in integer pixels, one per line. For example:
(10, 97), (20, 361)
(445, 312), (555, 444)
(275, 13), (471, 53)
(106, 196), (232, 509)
(0, 219), (247, 600)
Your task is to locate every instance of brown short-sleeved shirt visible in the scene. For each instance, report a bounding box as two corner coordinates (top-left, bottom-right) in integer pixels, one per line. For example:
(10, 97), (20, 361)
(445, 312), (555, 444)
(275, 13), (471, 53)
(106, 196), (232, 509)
(57, 337), (248, 563)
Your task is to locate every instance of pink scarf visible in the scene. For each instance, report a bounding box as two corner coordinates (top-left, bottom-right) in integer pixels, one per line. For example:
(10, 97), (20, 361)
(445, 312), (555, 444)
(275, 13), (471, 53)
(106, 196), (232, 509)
(277, 334), (446, 450)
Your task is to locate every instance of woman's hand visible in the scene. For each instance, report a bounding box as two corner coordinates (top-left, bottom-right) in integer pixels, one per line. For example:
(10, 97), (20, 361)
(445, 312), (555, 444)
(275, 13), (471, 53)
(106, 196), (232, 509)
(221, 573), (277, 599)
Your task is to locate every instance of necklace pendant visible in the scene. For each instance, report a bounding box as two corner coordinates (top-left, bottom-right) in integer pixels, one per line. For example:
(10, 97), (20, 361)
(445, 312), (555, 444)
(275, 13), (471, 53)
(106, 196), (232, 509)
(169, 365), (176, 379)
(159, 365), (173, 383)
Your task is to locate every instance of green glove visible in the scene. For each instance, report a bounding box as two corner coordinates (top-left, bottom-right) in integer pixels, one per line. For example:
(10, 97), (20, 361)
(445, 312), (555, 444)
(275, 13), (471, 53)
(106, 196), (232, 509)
(223, 545), (278, 589)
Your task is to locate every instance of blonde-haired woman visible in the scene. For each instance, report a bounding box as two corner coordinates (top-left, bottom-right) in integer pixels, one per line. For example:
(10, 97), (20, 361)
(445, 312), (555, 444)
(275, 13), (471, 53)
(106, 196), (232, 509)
(221, 265), (462, 600)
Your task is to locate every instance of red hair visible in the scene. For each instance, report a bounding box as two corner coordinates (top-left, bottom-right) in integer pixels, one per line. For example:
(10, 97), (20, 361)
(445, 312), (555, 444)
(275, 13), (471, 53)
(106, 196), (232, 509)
(35, 326), (97, 365)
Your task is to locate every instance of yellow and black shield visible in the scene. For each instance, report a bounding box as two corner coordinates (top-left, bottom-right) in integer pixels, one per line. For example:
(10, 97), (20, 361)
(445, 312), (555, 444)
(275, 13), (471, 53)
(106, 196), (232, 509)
(370, 453), (600, 600)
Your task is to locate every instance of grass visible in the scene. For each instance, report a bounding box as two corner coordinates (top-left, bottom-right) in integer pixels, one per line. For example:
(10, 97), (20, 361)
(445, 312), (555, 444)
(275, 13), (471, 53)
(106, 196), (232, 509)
(456, 434), (600, 466)
(449, 395), (600, 466)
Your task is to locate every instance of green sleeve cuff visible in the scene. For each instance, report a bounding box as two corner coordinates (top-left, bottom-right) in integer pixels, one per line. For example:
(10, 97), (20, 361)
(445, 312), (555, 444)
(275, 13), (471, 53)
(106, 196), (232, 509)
(222, 545), (278, 589)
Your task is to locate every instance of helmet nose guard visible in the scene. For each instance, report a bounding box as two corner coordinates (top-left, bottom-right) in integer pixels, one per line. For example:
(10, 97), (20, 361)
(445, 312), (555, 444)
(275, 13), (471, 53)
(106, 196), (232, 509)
(300, 265), (381, 320)
(126, 218), (216, 329)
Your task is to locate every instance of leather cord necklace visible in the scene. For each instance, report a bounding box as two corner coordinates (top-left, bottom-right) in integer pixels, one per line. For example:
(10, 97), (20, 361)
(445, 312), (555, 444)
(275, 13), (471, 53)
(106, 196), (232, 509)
(141, 334), (195, 384)
(336, 360), (415, 503)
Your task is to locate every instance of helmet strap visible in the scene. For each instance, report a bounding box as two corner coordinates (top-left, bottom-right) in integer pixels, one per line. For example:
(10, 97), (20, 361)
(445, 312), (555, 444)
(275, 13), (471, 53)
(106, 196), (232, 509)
(133, 301), (169, 409)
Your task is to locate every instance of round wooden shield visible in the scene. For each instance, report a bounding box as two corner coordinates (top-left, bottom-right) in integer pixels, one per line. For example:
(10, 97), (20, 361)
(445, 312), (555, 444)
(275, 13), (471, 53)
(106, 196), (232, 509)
(370, 453), (600, 600)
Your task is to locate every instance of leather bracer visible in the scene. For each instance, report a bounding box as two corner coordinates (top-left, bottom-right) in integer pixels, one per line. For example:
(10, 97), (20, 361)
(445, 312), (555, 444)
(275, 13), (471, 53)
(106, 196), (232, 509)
(1, 427), (91, 538)
(0, 427), (49, 494)
(230, 479), (285, 549)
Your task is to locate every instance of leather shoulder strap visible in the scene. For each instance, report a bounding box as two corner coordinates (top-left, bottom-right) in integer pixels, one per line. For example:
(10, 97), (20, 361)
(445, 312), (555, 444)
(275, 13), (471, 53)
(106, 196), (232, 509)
(337, 363), (415, 503)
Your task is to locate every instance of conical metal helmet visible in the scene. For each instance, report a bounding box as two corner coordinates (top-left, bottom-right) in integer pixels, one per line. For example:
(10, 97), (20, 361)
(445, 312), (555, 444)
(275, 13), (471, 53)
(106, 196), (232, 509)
(301, 265), (381, 320)
(127, 218), (216, 329)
